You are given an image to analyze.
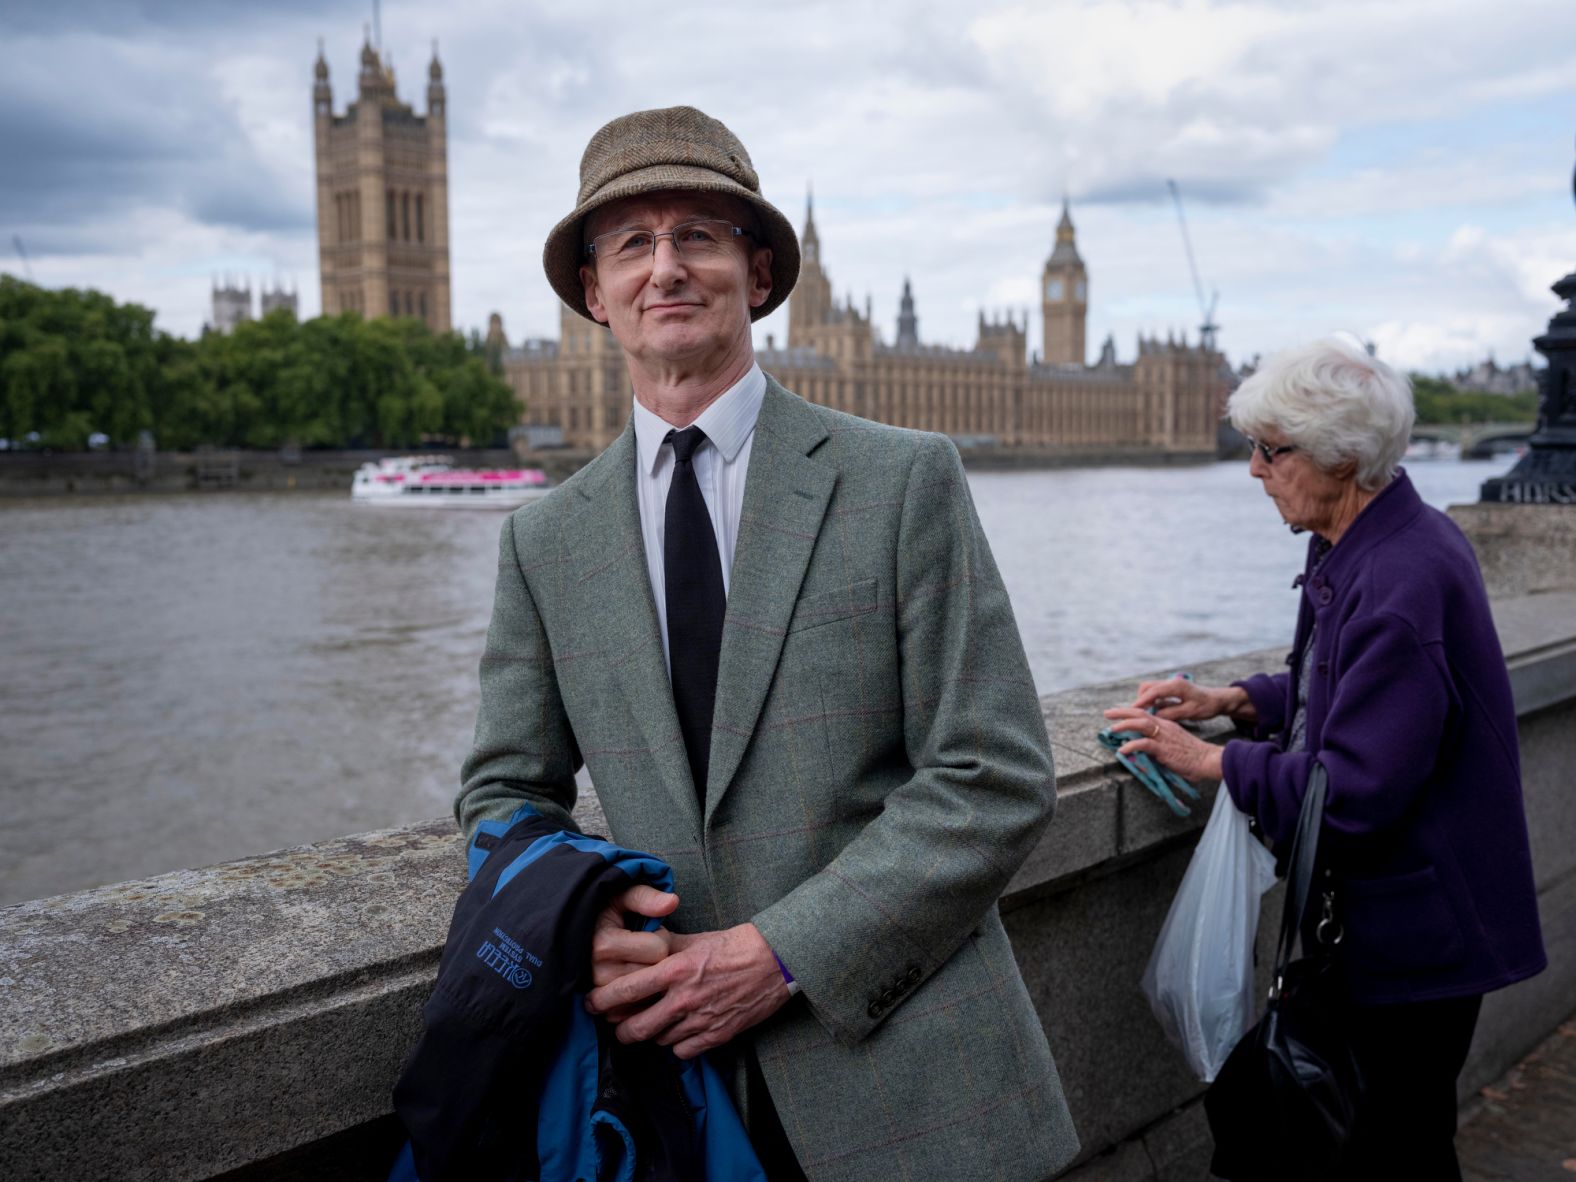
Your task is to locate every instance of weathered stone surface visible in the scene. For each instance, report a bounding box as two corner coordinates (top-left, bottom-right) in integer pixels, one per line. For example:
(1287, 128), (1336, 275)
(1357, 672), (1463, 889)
(1007, 843), (1207, 1164)
(0, 792), (608, 1181)
(1515, 699), (1576, 888)
(1140, 1101), (1217, 1182)
(1492, 592), (1576, 718)
(1459, 1009), (1576, 1182)
(1055, 1137), (1159, 1182)
(1466, 866), (1576, 1102)
(1007, 773), (1122, 899)
(1449, 504), (1576, 598)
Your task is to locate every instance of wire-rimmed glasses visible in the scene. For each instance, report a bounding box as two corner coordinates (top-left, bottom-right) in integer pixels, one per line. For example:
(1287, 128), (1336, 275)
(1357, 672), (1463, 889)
(586, 219), (751, 269)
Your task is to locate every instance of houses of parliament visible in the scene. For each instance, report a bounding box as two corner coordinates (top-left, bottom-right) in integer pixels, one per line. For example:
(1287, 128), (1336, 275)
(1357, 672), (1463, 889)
(310, 39), (1223, 455)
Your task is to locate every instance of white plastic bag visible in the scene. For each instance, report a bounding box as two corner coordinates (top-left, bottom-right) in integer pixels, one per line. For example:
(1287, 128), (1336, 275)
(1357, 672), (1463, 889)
(1140, 782), (1278, 1082)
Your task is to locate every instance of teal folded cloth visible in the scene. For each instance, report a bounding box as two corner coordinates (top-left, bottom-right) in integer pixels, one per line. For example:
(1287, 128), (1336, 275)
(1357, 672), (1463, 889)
(1098, 672), (1203, 817)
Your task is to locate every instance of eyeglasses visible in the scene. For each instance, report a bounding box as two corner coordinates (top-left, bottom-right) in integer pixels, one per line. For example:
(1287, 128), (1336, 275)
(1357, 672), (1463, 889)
(586, 219), (751, 269)
(1245, 436), (1299, 465)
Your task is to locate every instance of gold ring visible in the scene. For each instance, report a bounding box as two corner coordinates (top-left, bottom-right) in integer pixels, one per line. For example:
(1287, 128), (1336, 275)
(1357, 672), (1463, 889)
(1150, 722), (1159, 738)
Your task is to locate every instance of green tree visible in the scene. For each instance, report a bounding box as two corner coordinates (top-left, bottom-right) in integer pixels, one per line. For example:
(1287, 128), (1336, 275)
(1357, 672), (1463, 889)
(1409, 374), (1538, 425)
(0, 275), (520, 449)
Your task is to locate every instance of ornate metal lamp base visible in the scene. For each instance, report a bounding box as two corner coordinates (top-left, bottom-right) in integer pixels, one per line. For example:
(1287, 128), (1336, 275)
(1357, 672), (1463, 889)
(1480, 269), (1576, 504)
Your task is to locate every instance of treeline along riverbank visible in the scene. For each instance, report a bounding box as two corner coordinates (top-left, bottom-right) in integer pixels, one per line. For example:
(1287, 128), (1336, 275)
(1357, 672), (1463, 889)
(0, 447), (598, 497)
(0, 276), (518, 453)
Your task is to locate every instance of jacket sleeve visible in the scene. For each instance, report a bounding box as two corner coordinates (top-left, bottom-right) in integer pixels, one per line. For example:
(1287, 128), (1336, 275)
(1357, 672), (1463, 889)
(454, 514), (582, 836)
(1232, 671), (1289, 738)
(1222, 609), (1456, 850)
(751, 434), (1056, 1045)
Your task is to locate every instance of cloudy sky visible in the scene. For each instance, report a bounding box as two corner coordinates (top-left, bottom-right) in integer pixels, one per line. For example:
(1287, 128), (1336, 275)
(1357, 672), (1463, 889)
(4, 0), (1574, 373)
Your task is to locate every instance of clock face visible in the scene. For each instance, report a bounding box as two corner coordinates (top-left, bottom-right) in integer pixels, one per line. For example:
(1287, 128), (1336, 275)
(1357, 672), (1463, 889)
(1076, 281), (1087, 301)
(1045, 278), (1064, 301)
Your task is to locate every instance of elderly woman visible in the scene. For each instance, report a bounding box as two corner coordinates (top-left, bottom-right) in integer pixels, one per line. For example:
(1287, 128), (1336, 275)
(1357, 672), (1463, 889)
(1105, 336), (1544, 1181)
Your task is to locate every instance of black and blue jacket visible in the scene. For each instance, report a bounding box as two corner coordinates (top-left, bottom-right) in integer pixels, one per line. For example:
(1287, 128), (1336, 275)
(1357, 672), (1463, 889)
(388, 806), (766, 1182)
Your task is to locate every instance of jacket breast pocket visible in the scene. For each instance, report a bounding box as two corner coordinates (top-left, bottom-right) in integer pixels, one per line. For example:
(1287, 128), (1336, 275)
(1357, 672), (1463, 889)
(1341, 866), (1467, 976)
(787, 578), (879, 633)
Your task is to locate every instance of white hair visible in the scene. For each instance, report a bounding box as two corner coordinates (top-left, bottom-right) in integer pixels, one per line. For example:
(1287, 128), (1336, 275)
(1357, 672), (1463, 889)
(1228, 335), (1415, 491)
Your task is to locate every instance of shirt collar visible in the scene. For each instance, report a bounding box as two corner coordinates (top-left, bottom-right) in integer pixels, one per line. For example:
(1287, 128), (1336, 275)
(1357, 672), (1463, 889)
(632, 362), (766, 476)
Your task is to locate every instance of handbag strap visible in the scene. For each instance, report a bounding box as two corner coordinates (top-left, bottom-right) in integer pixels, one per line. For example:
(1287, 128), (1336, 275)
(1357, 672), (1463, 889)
(1269, 761), (1328, 997)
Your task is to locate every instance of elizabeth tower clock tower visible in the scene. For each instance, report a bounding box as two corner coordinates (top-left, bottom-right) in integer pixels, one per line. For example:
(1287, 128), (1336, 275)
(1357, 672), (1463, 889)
(1041, 200), (1087, 366)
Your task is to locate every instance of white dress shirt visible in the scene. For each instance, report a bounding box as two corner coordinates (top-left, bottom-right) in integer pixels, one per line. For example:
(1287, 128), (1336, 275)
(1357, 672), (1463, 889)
(631, 362), (766, 673)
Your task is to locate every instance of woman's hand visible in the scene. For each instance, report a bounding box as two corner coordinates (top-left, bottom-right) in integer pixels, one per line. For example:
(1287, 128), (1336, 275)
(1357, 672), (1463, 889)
(1125, 678), (1256, 725)
(1102, 708), (1225, 783)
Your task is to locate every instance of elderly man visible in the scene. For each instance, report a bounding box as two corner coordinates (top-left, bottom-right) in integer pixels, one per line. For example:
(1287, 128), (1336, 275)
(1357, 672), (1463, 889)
(458, 106), (1078, 1181)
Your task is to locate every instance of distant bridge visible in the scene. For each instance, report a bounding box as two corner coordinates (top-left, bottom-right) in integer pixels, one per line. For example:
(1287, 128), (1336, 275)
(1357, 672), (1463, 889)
(1412, 422), (1534, 459)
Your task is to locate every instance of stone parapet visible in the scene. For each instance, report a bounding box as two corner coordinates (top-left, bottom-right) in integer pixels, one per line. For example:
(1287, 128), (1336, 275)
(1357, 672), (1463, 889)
(2, 596), (1572, 1180)
(1449, 503), (1576, 598)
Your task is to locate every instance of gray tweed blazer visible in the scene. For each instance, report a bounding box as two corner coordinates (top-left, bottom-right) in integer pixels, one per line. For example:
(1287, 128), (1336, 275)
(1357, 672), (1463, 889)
(458, 377), (1079, 1181)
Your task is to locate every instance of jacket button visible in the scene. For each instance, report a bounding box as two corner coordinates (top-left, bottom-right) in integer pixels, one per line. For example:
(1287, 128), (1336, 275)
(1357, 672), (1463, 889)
(905, 965), (921, 984)
(1318, 588), (1333, 605)
(867, 1000), (884, 1019)
(880, 989), (896, 1005)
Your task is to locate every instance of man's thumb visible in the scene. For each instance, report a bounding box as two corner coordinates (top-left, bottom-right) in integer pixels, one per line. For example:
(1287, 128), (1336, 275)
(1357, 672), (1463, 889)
(619, 883), (679, 918)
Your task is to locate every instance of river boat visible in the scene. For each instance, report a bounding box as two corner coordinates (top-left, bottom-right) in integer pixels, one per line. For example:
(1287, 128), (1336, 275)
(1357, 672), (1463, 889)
(351, 455), (552, 509)
(1404, 439), (1463, 462)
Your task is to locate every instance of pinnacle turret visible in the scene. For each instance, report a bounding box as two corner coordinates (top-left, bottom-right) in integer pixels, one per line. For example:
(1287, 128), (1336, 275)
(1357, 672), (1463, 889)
(801, 185), (820, 263)
(896, 276), (919, 348)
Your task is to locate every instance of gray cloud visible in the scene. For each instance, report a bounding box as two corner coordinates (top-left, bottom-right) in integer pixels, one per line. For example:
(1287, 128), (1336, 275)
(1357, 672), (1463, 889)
(3, 0), (1573, 373)
(0, 0), (365, 38)
(0, 34), (312, 234)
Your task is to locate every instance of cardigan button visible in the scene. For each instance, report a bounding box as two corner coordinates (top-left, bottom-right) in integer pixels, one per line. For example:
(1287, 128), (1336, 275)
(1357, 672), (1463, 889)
(867, 1000), (884, 1019)
(1318, 588), (1333, 605)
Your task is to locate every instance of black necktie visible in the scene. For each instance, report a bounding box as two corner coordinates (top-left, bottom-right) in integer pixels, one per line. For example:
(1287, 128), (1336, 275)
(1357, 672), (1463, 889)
(664, 426), (726, 802)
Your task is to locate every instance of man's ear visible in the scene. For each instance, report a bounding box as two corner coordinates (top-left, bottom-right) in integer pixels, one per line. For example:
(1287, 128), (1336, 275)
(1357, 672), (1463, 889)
(747, 247), (773, 310)
(580, 264), (610, 324)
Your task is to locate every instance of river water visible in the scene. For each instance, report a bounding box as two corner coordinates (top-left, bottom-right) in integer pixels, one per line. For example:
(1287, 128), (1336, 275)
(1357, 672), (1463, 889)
(0, 459), (1510, 905)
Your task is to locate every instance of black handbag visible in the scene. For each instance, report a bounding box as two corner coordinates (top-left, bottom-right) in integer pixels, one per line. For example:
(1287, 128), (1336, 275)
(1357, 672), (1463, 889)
(1205, 763), (1365, 1181)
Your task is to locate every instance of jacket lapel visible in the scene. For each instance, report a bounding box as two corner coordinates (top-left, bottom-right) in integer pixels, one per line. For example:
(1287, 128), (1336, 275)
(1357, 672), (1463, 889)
(705, 380), (836, 825)
(571, 421), (702, 839)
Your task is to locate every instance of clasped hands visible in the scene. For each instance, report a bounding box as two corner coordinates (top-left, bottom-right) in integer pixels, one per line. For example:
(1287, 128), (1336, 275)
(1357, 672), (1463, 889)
(1102, 676), (1257, 784)
(583, 883), (790, 1060)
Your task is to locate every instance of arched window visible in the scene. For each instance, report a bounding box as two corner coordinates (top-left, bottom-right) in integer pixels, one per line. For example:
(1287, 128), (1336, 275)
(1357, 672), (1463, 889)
(419, 291), (428, 321)
(415, 194), (425, 243)
(386, 190), (396, 240)
(402, 192), (411, 241)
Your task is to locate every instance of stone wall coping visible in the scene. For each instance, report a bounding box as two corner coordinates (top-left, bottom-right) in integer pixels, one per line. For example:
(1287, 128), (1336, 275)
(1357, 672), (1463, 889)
(1, 591), (1571, 1178)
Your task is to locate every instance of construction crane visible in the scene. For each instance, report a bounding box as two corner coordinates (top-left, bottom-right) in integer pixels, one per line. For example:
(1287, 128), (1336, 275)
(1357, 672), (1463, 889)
(1165, 179), (1218, 352)
(12, 235), (33, 282)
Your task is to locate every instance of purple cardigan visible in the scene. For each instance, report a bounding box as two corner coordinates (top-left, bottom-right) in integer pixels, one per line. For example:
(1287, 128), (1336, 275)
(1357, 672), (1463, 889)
(1222, 472), (1545, 1005)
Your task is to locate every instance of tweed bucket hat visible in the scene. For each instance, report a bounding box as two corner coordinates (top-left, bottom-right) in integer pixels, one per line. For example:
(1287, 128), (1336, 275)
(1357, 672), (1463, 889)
(543, 106), (800, 323)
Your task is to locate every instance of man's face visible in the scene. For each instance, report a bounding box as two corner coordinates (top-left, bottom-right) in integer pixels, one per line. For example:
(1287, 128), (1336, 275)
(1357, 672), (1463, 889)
(579, 191), (773, 370)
